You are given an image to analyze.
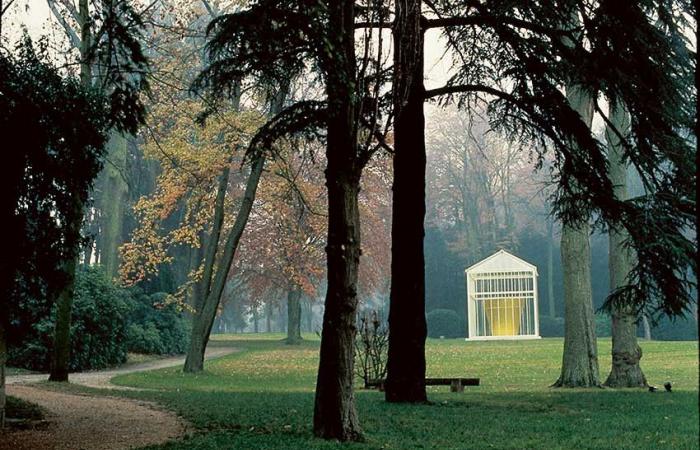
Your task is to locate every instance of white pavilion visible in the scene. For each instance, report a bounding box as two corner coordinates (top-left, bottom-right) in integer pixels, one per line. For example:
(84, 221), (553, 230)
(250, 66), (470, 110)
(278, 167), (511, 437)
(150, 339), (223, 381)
(465, 249), (541, 340)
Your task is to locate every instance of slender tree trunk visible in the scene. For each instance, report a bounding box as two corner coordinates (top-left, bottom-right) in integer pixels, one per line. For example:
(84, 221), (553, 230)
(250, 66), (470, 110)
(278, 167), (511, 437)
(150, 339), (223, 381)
(553, 79), (600, 387)
(312, 1), (362, 440)
(183, 85), (286, 373)
(547, 219), (556, 318)
(266, 302), (272, 333)
(641, 314), (652, 340)
(196, 166), (230, 312)
(281, 300), (288, 333)
(306, 300), (313, 332)
(253, 306), (259, 333)
(286, 287), (303, 344)
(96, 132), (129, 279)
(1, 322), (6, 428)
(386, 0), (427, 404)
(183, 156), (265, 372)
(604, 102), (646, 388)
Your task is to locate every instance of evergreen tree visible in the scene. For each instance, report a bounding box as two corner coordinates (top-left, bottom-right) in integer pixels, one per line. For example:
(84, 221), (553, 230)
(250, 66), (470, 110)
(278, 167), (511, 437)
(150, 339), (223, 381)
(0, 37), (111, 425)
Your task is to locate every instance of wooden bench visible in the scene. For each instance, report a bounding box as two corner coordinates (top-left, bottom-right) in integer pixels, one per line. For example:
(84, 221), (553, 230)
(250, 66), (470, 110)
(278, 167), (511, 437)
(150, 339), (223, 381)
(366, 377), (480, 392)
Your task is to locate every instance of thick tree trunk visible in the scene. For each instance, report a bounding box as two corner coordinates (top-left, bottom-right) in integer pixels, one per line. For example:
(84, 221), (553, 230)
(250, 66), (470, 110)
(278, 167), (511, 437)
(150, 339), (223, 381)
(50, 258), (76, 381)
(312, 172), (362, 440)
(49, 196), (84, 382)
(253, 307), (259, 333)
(286, 288), (303, 344)
(183, 156), (265, 372)
(604, 103), (646, 388)
(554, 222), (600, 387)
(96, 132), (129, 279)
(553, 78), (600, 388)
(1, 323), (6, 427)
(312, 0), (362, 440)
(385, 0), (427, 404)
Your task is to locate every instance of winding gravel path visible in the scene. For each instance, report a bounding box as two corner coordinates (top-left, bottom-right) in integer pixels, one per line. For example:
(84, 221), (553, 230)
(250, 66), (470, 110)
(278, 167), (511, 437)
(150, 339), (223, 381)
(1, 346), (239, 449)
(6, 346), (239, 389)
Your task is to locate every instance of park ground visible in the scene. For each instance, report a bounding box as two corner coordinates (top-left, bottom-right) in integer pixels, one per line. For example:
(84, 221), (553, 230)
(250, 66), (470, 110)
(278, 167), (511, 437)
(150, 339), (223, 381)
(6, 335), (700, 449)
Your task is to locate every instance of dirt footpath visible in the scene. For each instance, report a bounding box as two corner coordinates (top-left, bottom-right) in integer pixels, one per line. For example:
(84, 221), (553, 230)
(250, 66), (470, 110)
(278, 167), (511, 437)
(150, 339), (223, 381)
(1, 346), (239, 449)
(1, 384), (186, 450)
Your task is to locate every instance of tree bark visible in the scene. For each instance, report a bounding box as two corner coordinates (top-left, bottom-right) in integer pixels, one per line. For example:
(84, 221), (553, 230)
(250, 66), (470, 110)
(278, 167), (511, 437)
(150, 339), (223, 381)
(312, 170), (362, 440)
(554, 221), (600, 387)
(286, 288), (303, 344)
(312, 0), (362, 440)
(553, 78), (600, 387)
(183, 155), (265, 372)
(385, 0), (427, 404)
(49, 196), (83, 382)
(552, 12), (601, 387)
(197, 166), (230, 313)
(1, 322), (6, 428)
(49, 260), (77, 381)
(604, 102), (646, 388)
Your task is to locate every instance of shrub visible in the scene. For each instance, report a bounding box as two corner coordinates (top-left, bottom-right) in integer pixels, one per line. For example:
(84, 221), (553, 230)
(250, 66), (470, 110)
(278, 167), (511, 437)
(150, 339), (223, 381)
(539, 316), (565, 337)
(354, 310), (388, 387)
(539, 314), (611, 338)
(8, 265), (130, 371)
(427, 309), (463, 338)
(124, 291), (189, 355)
(595, 313), (611, 338)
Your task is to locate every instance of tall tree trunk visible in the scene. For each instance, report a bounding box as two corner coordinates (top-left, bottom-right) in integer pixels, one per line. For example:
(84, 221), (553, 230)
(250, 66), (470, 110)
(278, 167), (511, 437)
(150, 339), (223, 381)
(183, 86), (286, 373)
(312, 0), (362, 440)
(253, 306), (259, 333)
(96, 132), (129, 279)
(555, 222), (600, 387)
(49, 0), (92, 383)
(1, 322), (6, 428)
(553, 81), (600, 388)
(183, 155), (265, 372)
(196, 166), (230, 313)
(312, 171), (362, 440)
(305, 300), (313, 332)
(49, 197), (83, 382)
(547, 218), (556, 318)
(604, 102), (646, 388)
(286, 287), (303, 344)
(386, 0), (427, 404)
(641, 314), (652, 340)
(266, 302), (272, 333)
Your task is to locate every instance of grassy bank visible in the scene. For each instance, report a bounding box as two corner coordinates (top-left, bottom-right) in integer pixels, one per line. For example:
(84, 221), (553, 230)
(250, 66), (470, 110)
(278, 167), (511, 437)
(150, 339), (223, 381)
(110, 334), (698, 449)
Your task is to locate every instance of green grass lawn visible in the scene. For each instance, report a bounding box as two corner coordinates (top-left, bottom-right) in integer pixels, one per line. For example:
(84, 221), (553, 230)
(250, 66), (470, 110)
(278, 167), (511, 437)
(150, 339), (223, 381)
(109, 334), (698, 449)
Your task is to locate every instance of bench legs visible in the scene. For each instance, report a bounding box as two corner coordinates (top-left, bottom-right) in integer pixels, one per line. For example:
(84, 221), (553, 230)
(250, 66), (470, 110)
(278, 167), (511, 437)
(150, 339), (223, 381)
(450, 380), (464, 392)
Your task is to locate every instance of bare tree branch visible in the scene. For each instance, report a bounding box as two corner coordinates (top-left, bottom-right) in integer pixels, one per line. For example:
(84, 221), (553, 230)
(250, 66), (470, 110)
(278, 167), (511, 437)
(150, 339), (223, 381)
(46, 0), (81, 48)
